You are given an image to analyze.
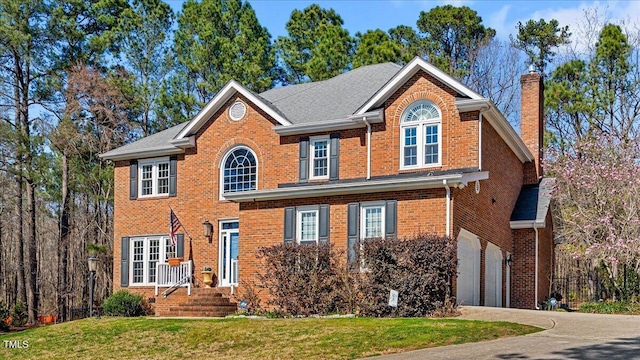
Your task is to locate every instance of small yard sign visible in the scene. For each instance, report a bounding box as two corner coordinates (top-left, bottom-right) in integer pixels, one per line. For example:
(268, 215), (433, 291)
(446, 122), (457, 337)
(389, 290), (399, 307)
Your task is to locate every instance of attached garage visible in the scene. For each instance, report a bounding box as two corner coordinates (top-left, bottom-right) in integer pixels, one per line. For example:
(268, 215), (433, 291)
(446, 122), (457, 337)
(456, 229), (481, 306)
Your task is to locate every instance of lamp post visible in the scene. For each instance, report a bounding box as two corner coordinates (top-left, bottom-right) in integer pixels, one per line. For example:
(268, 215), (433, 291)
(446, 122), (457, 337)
(88, 256), (98, 318)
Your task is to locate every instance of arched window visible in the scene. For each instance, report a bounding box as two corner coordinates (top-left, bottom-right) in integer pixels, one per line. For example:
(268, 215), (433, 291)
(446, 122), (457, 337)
(221, 146), (257, 194)
(400, 101), (441, 169)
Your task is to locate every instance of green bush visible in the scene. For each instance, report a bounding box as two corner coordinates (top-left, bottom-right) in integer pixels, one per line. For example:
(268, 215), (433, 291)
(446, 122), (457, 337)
(579, 301), (640, 314)
(102, 290), (149, 317)
(0, 300), (9, 331)
(10, 302), (27, 326)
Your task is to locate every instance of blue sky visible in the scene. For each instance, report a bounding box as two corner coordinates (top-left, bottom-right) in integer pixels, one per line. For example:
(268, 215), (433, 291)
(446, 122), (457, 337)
(164, 0), (640, 40)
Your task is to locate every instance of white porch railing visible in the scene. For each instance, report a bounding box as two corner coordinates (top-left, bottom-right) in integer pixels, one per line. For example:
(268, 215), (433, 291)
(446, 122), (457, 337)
(155, 260), (192, 296)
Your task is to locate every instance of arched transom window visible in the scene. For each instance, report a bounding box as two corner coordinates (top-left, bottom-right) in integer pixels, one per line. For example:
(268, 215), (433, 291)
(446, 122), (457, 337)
(221, 146), (257, 194)
(400, 101), (442, 169)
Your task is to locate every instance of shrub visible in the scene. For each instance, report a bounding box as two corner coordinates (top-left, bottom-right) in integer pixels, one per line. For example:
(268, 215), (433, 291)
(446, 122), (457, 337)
(0, 300), (9, 331)
(256, 242), (347, 316)
(255, 232), (457, 317)
(10, 302), (27, 326)
(102, 290), (149, 317)
(357, 233), (458, 317)
(579, 301), (640, 314)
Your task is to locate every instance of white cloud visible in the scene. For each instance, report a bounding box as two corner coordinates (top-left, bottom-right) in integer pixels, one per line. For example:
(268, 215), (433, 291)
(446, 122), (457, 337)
(487, 4), (511, 39)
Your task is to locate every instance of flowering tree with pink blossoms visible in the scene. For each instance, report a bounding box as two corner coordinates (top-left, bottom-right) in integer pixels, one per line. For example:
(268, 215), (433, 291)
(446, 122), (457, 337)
(548, 133), (640, 298)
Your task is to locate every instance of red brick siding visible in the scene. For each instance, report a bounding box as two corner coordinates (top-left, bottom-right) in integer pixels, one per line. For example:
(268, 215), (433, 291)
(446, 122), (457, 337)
(520, 73), (544, 185)
(452, 120), (524, 306)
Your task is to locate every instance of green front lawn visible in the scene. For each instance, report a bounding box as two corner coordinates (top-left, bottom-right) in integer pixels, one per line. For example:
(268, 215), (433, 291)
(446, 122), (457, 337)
(0, 316), (541, 359)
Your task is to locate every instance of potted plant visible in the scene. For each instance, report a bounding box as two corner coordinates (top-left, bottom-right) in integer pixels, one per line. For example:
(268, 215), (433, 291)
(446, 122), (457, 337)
(202, 266), (213, 288)
(167, 252), (183, 266)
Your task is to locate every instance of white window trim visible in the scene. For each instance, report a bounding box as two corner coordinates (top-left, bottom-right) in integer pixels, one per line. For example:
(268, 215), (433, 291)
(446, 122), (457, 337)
(399, 102), (442, 170)
(309, 136), (330, 180)
(129, 236), (172, 286)
(296, 207), (319, 244)
(219, 145), (259, 200)
(138, 157), (170, 198)
(360, 202), (386, 240)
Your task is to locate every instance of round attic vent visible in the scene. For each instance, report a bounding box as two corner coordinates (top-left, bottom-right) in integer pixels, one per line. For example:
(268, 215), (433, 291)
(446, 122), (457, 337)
(229, 101), (247, 121)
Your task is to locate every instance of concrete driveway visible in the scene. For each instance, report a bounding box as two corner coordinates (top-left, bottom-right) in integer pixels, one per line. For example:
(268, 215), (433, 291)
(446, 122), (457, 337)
(368, 306), (640, 359)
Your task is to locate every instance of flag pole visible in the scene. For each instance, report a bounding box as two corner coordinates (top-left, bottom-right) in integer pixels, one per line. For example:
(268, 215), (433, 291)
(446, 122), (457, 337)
(170, 206), (194, 241)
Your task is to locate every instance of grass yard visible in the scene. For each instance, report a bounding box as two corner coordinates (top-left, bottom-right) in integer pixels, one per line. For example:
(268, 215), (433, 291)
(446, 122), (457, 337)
(0, 316), (541, 359)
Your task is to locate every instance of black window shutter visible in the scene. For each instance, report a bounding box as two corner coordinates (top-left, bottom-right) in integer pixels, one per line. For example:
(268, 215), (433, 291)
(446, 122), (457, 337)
(169, 155), (177, 197)
(129, 161), (138, 200)
(319, 204), (330, 244)
(176, 234), (185, 258)
(329, 133), (340, 180)
(284, 207), (296, 243)
(385, 200), (398, 239)
(299, 137), (309, 183)
(121, 237), (129, 287)
(347, 203), (360, 266)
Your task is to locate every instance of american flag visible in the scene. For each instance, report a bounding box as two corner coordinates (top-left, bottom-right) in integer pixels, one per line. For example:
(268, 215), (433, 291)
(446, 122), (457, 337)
(169, 209), (182, 247)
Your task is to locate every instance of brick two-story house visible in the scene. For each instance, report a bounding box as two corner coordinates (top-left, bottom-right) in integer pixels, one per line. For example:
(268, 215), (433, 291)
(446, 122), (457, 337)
(101, 57), (554, 314)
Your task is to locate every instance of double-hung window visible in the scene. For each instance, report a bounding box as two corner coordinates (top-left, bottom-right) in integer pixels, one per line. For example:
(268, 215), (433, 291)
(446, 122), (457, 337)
(310, 137), (330, 180)
(139, 158), (170, 197)
(361, 204), (385, 240)
(400, 101), (441, 169)
(297, 209), (319, 245)
(130, 236), (173, 285)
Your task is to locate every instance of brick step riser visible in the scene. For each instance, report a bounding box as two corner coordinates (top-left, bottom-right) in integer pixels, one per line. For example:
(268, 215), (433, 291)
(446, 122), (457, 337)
(166, 306), (237, 311)
(156, 310), (236, 316)
(175, 300), (235, 306)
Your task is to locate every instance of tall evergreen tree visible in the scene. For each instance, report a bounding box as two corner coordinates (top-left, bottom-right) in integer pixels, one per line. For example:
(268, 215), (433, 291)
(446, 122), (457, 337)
(275, 4), (354, 84)
(417, 5), (495, 80)
(119, 0), (174, 136)
(171, 0), (275, 115)
(513, 18), (571, 75)
(353, 29), (404, 68)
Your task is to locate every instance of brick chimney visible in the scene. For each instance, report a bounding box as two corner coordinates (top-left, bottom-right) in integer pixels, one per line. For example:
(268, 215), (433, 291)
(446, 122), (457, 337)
(520, 69), (544, 185)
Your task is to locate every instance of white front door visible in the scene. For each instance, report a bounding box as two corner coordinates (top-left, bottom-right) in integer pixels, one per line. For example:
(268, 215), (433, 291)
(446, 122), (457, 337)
(485, 243), (503, 307)
(457, 229), (480, 306)
(219, 221), (239, 287)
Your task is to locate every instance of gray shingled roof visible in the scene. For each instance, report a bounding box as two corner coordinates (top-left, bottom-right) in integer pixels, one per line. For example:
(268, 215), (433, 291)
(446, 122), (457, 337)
(101, 63), (403, 160)
(260, 62), (402, 123)
(511, 177), (555, 223)
(101, 122), (188, 159)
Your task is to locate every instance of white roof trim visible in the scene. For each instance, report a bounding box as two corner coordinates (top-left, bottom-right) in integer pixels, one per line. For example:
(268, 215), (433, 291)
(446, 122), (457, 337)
(355, 57), (483, 114)
(99, 147), (183, 161)
(224, 171), (488, 202)
(273, 110), (384, 136)
(175, 80), (291, 140)
(510, 220), (546, 229)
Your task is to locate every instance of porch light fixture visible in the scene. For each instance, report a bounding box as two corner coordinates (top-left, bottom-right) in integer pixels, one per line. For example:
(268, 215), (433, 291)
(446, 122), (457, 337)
(505, 254), (513, 267)
(203, 220), (213, 242)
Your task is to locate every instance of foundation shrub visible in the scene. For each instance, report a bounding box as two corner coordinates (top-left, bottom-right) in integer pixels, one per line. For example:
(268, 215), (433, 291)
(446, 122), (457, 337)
(256, 233), (457, 317)
(102, 290), (148, 317)
(358, 233), (458, 317)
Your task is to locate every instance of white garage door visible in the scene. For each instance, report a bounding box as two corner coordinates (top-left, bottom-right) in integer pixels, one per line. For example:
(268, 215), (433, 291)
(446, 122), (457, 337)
(457, 229), (480, 306)
(485, 242), (503, 307)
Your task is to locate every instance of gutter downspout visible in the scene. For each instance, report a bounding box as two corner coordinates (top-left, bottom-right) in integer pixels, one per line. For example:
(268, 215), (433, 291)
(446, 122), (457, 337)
(534, 224), (540, 310)
(363, 117), (371, 180)
(444, 180), (451, 237)
(478, 111), (483, 171)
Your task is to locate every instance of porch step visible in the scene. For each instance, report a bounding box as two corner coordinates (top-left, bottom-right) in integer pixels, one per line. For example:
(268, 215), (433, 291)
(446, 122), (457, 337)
(154, 288), (237, 317)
